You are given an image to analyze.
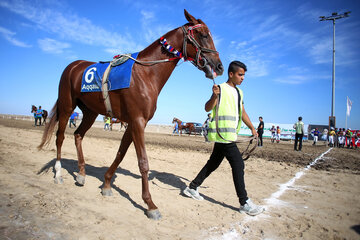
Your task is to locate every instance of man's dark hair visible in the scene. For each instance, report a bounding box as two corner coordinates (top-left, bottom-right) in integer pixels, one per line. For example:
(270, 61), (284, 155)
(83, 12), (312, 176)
(298, 116), (302, 121)
(228, 61), (247, 75)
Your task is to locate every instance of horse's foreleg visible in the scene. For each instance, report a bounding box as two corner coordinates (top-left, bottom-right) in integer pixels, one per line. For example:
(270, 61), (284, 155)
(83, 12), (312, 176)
(131, 119), (161, 220)
(102, 127), (133, 196)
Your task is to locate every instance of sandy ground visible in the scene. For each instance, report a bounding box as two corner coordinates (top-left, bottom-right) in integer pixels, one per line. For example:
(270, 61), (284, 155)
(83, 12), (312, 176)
(0, 118), (359, 240)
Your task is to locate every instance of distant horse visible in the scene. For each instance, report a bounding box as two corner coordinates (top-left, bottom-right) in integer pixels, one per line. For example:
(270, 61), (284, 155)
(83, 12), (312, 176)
(110, 118), (128, 131)
(172, 117), (195, 136)
(38, 10), (223, 220)
(31, 105), (48, 125)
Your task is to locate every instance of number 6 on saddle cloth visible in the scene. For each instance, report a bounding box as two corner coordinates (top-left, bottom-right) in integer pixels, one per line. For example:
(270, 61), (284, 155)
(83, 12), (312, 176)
(81, 52), (139, 93)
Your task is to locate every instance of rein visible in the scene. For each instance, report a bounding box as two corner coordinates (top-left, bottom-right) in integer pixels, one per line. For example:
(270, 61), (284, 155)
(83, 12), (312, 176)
(213, 82), (258, 160)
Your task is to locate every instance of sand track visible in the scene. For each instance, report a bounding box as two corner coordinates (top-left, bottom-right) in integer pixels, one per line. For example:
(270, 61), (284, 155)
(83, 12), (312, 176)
(0, 118), (359, 239)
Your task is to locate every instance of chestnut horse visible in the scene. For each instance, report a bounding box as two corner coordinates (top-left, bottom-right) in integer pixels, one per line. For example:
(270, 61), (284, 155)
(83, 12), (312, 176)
(110, 118), (128, 131)
(38, 10), (223, 220)
(172, 117), (195, 135)
(31, 105), (48, 125)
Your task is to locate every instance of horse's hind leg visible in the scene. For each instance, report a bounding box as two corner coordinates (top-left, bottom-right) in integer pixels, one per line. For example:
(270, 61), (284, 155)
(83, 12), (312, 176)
(54, 114), (71, 184)
(73, 107), (98, 185)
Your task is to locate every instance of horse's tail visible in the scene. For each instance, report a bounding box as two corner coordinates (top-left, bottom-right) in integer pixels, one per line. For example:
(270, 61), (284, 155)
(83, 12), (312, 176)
(38, 101), (58, 150)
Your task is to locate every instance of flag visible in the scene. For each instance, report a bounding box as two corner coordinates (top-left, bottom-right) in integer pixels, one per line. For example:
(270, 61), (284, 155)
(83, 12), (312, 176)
(346, 96), (352, 116)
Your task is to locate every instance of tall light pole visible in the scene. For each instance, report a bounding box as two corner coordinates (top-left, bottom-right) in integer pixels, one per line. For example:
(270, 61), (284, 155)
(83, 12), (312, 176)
(319, 11), (350, 122)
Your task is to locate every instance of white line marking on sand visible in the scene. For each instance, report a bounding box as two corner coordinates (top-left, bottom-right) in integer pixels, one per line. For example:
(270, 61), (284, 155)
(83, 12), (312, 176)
(265, 147), (332, 206)
(209, 147), (333, 240)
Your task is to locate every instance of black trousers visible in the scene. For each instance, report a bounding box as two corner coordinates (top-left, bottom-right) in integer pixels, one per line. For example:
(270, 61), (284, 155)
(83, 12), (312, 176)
(189, 142), (248, 205)
(258, 131), (263, 146)
(69, 119), (76, 128)
(35, 117), (42, 126)
(294, 133), (303, 150)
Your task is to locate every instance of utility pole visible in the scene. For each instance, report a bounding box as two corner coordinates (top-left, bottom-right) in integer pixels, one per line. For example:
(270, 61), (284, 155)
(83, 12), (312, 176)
(320, 11), (350, 128)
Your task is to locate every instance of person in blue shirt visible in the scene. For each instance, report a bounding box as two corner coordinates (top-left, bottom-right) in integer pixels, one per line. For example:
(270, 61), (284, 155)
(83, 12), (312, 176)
(35, 106), (43, 126)
(69, 111), (79, 128)
(312, 128), (320, 145)
(172, 121), (179, 135)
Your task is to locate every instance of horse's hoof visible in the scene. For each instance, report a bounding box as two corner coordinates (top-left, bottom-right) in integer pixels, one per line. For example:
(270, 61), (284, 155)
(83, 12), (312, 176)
(146, 209), (162, 220)
(76, 174), (85, 185)
(101, 188), (113, 196)
(54, 177), (64, 184)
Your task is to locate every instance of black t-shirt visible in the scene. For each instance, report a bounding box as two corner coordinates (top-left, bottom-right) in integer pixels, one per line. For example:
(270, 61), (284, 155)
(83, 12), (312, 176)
(258, 121), (264, 133)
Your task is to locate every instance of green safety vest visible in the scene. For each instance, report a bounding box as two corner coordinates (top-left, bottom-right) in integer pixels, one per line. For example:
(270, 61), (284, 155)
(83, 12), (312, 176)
(207, 83), (243, 143)
(295, 121), (304, 134)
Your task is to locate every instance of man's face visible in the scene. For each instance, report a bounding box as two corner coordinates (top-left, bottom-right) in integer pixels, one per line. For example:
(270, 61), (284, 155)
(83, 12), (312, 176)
(229, 67), (245, 86)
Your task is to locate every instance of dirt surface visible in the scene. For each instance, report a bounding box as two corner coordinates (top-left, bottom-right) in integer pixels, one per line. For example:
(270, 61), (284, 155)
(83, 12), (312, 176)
(2, 118), (359, 173)
(0, 117), (359, 240)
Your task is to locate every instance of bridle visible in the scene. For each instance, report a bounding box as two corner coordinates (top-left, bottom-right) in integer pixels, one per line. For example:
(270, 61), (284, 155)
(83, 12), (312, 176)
(180, 24), (219, 70)
(113, 24), (218, 71)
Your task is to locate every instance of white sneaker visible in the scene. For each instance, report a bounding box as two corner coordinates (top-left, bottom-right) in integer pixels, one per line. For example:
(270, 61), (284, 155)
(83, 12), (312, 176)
(183, 186), (204, 201)
(239, 198), (264, 216)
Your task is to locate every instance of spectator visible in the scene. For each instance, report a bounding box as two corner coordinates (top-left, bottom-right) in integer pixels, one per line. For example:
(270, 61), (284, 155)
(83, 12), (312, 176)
(312, 128), (320, 145)
(35, 106), (43, 126)
(172, 121), (179, 135)
(329, 127), (335, 147)
(293, 116), (304, 151)
(104, 117), (111, 131)
(257, 117), (264, 147)
(270, 125), (276, 143)
(69, 111), (79, 128)
(276, 126), (281, 143)
(202, 113), (211, 142)
(337, 128), (344, 147)
(346, 129), (353, 148)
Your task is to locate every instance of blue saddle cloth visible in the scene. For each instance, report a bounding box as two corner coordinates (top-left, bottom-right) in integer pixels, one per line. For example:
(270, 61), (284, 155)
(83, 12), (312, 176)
(81, 52), (139, 92)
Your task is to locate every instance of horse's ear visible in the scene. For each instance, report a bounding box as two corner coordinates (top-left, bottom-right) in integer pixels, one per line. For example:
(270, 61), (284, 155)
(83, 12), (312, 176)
(184, 9), (197, 24)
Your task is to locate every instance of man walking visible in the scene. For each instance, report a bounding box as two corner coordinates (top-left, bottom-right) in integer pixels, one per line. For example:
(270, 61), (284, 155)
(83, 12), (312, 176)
(183, 61), (264, 216)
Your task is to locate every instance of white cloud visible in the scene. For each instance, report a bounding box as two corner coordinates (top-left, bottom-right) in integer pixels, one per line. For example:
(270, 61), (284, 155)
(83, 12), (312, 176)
(0, 26), (31, 47)
(0, 0), (142, 52)
(141, 10), (155, 22)
(38, 38), (70, 54)
(139, 9), (173, 44)
(273, 75), (307, 85)
(229, 41), (269, 77)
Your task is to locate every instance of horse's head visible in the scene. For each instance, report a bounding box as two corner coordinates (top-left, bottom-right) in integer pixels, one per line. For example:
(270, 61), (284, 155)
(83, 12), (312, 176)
(31, 105), (37, 113)
(172, 117), (177, 123)
(183, 9), (224, 79)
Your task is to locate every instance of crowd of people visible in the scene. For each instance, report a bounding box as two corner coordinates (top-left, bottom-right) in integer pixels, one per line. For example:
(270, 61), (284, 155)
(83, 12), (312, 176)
(324, 127), (359, 149)
(199, 114), (359, 150)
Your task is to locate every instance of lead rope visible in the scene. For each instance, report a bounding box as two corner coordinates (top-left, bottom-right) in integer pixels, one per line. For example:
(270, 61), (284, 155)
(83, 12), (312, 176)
(212, 79), (258, 160)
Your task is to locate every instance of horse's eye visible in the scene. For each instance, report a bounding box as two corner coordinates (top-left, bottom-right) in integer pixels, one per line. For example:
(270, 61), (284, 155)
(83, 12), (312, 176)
(200, 33), (208, 39)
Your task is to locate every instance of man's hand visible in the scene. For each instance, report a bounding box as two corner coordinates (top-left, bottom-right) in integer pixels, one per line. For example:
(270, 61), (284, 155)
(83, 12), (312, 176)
(212, 84), (220, 96)
(205, 84), (220, 112)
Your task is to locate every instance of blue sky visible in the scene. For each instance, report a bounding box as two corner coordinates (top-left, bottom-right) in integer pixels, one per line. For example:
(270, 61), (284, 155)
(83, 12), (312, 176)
(0, 0), (359, 129)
